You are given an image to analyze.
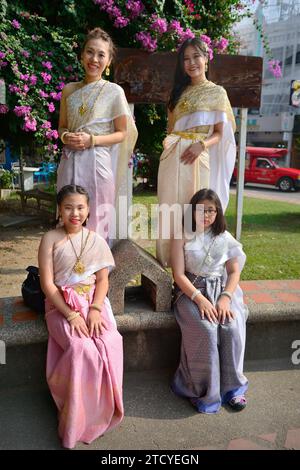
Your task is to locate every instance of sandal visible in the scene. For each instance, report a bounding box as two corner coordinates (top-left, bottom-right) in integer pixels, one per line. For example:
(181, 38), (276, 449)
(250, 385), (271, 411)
(228, 395), (247, 411)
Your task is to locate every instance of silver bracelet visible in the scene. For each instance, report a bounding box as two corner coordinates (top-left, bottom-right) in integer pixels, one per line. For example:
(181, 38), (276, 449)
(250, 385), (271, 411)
(191, 289), (201, 301)
(219, 290), (232, 301)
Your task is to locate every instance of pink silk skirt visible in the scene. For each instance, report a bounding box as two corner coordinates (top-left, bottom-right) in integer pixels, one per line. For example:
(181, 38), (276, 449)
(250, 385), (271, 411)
(45, 283), (123, 449)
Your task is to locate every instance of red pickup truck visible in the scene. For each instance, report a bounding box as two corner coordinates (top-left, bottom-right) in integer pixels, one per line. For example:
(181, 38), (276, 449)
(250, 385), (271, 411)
(232, 147), (300, 191)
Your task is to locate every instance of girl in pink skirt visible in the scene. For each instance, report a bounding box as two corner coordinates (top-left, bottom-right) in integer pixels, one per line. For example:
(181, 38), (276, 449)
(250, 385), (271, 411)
(38, 184), (123, 449)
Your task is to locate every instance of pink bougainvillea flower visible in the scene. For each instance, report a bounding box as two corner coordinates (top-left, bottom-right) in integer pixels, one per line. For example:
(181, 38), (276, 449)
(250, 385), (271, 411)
(125, 0), (144, 18)
(200, 34), (212, 46)
(29, 75), (37, 85)
(49, 91), (62, 101)
(56, 82), (65, 90)
(0, 104), (9, 114)
(135, 32), (157, 52)
(14, 105), (32, 116)
(21, 50), (30, 58)
(42, 61), (53, 70)
(39, 90), (49, 98)
(114, 17), (130, 28)
(151, 16), (168, 34)
(23, 115), (37, 132)
(41, 72), (52, 84)
(11, 19), (21, 29)
(48, 102), (55, 113)
(41, 121), (52, 129)
(268, 59), (282, 78)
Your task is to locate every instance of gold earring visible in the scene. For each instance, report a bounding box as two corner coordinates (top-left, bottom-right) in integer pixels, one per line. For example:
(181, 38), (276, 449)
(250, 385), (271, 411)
(105, 66), (110, 76)
(205, 63), (208, 72)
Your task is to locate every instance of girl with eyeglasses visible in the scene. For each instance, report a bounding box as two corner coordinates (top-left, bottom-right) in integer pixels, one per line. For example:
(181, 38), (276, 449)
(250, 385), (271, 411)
(170, 188), (248, 413)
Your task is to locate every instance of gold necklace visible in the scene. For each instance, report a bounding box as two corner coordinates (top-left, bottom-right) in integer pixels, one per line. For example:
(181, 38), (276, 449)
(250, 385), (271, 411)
(78, 78), (107, 116)
(67, 229), (90, 274)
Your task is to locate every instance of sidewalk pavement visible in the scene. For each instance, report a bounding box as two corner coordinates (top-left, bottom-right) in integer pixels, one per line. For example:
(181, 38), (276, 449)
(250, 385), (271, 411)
(0, 366), (300, 450)
(0, 279), (300, 450)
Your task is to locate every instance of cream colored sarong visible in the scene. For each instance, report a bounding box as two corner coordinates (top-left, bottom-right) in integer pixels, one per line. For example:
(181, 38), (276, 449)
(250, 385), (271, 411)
(157, 131), (210, 267)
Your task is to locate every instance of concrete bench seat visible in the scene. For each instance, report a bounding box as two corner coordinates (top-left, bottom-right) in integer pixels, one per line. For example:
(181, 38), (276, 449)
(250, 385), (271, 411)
(1, 279), (300, 388)
(17, 189), (55, 212)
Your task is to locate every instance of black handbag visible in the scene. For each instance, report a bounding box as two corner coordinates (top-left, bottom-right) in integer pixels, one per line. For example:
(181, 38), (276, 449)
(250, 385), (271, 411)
(21, 266), (45, 314)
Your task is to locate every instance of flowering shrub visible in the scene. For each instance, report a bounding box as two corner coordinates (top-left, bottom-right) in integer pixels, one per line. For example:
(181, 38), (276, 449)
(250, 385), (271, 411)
(0, 7), (81, 158)
(0, 168), (14, 189)
(92, 0), (281, 77)
(93, 0), (245, 59)
(130, 151), (151, 180)
(0, 0), (281, 172)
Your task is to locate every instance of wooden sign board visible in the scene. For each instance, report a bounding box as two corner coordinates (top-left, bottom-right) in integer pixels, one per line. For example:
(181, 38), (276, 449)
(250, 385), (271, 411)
(114, 48), (262, 108)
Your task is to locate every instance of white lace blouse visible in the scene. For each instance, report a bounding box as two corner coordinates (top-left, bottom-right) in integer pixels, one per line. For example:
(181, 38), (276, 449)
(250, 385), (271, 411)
(184, 230), (243, 277)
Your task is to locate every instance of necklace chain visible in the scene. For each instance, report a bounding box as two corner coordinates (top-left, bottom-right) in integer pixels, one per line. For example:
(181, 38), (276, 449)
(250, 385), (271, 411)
(78, 79), (107, 117)
(203, 235), (216, 266)
(67, 229), (90, 274)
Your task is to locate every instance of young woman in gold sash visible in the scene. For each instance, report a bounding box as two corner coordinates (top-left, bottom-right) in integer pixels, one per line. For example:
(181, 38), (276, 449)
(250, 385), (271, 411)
(157, 38), (236, 267)
(57, 28), (137, 244)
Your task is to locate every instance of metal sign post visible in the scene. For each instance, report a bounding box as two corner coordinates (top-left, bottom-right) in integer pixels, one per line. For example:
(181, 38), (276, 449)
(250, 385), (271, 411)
(235, 108), (248, 241)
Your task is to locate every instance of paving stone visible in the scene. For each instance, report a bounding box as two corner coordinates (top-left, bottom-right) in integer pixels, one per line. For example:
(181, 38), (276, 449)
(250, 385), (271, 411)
(227, 438), (270, 450)
(284, 428), (300, 450)
(258, 432), (277, 443)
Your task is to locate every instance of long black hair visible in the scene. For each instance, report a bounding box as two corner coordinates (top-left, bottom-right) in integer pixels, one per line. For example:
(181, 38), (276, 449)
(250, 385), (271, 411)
(168, 38), (209, 112)
(55, 184), (90, 226)
(189, 188), (226, 236)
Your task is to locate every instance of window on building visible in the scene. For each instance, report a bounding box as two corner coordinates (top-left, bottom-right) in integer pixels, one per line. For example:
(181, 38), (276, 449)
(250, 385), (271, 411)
(296, 45), (300, 64)
(285, 45), (293, 66)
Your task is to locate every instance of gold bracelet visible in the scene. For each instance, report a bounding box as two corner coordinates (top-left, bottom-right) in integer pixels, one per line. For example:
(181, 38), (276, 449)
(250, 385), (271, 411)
(90, 134), (96, 148)
(66, 311), (80, 322)
(61, 131), (69, 145)
(58, 127), (69, 137)
(199, 139), (207, 152)
(90, 303), (102, 312)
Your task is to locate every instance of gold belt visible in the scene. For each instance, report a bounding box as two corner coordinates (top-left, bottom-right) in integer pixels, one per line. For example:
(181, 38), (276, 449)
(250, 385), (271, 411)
(73, 284), (93, 296)
(172, 131), (206, 142)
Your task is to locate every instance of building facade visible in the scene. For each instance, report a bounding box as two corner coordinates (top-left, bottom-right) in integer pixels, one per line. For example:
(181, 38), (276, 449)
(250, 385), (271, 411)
(236, 1), (300, 168)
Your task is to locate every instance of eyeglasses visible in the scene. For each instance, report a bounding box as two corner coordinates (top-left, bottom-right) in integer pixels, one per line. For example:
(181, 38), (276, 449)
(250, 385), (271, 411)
(203, 209), (217, 215)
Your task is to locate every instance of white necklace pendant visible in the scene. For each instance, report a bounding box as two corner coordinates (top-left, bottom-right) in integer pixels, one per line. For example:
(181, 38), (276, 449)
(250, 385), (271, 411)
(206, 253), (213, 266)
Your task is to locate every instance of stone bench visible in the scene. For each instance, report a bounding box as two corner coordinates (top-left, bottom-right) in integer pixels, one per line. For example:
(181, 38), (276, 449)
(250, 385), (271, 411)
(1, 280), (300, 387)
(109, 239), (172, 315)
(17, 189), (56, 212)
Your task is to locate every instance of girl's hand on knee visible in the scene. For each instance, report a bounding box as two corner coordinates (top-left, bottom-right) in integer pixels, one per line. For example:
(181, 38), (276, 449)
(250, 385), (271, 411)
(87, 309), (108, 338)
(69, 315), (89, 338)
(216, 298), (235, 324)
(195, 297), (218, 323)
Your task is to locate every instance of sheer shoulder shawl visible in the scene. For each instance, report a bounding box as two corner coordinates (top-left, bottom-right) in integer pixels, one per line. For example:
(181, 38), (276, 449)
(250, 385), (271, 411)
(66, 81), (138, 196)
(53, 229), (115, 286)
(172, 80), (235, 131)
(170, 81), (236, 211)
